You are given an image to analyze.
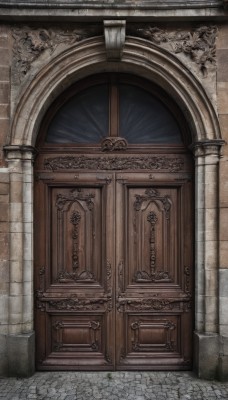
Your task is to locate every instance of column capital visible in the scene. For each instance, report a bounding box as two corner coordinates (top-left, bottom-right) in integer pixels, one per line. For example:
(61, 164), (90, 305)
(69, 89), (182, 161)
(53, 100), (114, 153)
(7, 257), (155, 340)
(190, 140), (226, 158)
(3, 145), (37, 161)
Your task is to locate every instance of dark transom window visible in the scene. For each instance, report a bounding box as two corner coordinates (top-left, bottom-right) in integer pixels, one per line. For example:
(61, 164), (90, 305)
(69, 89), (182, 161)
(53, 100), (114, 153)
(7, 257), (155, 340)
(44, 74), (187, 146)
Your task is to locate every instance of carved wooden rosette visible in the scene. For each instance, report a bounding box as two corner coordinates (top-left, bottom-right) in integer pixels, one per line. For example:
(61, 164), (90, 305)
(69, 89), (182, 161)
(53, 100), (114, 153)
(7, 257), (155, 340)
(133, 188), (172, 283)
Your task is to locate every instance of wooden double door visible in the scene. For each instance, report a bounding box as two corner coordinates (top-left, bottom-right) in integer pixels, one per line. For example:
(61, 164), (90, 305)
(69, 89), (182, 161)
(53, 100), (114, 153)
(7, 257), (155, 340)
(35, 153), (193, 371)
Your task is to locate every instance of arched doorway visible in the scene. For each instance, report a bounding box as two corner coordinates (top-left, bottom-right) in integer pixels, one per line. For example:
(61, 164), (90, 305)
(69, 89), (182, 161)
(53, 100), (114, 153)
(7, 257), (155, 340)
(34, 73), (194, 371)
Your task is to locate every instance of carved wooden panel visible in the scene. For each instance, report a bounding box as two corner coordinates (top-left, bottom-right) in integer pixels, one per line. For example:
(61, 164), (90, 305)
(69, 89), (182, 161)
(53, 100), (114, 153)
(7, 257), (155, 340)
(51, 186), (103, 285)
(51, 316), (102, 353)
(129, 316), (178, 353)
(115, 172), (193, 369)
(129, 186), (175, 284)
(35, 160), (193, 371)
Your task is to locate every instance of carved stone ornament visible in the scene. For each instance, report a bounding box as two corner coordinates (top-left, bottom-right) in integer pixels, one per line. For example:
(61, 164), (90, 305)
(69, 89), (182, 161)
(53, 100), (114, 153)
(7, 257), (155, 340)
(104, 20), (126, 61)
(101, 137), (128, 151)
(129, 25), (217, 76)
(44, 155), (184, 172)
(12, 25), (101, 82)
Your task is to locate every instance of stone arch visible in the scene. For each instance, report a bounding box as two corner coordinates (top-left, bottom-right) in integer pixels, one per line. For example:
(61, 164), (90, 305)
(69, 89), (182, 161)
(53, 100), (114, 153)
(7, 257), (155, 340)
(9, 36), (221, 147)
(4, 35), (225, 379)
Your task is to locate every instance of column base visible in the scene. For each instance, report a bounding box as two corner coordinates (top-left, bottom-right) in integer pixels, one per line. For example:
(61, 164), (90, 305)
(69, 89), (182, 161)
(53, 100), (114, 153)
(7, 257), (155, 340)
(193, 331), (219, 380)
(0, 331), (35, 377)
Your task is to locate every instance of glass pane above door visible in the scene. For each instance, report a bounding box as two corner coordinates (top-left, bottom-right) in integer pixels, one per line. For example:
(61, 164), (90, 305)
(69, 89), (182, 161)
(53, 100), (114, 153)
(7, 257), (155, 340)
(46, 84), (109, 143)
(119, 84), (182, 144)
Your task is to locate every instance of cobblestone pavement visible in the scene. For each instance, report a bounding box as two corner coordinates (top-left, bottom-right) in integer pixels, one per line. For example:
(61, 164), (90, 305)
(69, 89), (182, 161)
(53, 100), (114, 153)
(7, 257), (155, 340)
(0, 371), (228, 400)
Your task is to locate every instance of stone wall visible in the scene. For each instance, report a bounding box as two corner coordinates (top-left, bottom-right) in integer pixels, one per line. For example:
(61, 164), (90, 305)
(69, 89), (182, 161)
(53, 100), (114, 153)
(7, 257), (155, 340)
(217, 23), (228, 380)
(0, 25), (10, 375)
(0, 18), (227, 379)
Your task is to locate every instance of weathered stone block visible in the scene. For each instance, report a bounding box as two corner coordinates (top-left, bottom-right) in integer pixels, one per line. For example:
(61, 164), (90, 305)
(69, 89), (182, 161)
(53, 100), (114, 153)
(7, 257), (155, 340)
(0, 83), (9, 103)
(217, 25), (228, 50)
(220, 241), (228, 269)
(217, 49), (228, 82)
(219, 355), (228, 381)
(0, 334), (8, 376)
(0, 232), (9, 258)
(220, 208), (228, 241)
(219, 159), (228, 207)
(194, 331), (219, 380)
(0, 203), (8, 221)
(8, 331), (35, 377)
(218, 82), (228, 114)
(219, 269), (228, 296)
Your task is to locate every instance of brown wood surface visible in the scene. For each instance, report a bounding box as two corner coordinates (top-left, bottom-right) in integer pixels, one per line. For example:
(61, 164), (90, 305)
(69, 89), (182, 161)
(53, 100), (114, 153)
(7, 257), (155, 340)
(34, 74), (194, 371)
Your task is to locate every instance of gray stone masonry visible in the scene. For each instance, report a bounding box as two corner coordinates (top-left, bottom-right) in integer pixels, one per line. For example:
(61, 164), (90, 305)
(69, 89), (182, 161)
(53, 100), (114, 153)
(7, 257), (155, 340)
(1, 371), (228, 400)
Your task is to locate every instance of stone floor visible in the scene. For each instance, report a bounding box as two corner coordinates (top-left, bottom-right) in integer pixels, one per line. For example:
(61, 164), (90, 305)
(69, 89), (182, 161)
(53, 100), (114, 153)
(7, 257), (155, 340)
(0, 371), (228, 400)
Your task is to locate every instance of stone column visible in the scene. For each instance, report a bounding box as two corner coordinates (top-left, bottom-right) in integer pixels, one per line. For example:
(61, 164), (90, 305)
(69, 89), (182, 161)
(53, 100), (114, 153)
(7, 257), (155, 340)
(192, 140), (225, 380)
(4, 145), (35, 377)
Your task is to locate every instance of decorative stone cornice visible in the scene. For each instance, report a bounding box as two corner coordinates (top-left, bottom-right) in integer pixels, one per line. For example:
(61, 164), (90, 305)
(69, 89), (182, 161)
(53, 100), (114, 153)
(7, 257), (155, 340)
(190, 140), (226, 157)
(104, 20), (126, 61)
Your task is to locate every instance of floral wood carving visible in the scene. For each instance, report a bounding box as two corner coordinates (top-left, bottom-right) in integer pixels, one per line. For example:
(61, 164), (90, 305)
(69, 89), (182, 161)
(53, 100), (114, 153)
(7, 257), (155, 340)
(130, 25), (217, 76)
(134, 188), (171, 219)
(116, 296), (192, 313)
(44, 156), (184, 172)
(56, 188), (95, 211)
(101, 137), (128, 151)
(12, 26), (100, 81)
(47, 297), (112, 311)
(71, 211), (81, 272)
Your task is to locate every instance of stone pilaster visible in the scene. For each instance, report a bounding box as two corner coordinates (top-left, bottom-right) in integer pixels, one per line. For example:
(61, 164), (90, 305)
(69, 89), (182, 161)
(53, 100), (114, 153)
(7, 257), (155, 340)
(2, 145), (35, 377)
(192, 139), (225, 380)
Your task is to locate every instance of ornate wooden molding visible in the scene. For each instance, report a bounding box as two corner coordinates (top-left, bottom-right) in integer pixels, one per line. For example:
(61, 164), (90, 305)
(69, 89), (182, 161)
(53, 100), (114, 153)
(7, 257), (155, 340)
(133, 188), (171, 218)
(56, 188), (95, 211)
(116, 296), (192, 313)
(36, 296), (112, 312)
(44, 155), (184, 172)
(104, 20), (126, 61)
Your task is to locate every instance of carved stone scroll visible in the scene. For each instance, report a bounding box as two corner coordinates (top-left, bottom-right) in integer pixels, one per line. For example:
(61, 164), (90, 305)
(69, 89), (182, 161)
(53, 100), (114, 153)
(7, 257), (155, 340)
(44, 156), (184, 172)
(104, 20), (126, 61)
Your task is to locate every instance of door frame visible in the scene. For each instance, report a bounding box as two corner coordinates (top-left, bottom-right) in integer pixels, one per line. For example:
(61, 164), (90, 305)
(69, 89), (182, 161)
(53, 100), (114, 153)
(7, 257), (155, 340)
(4, 35), (224, 377)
